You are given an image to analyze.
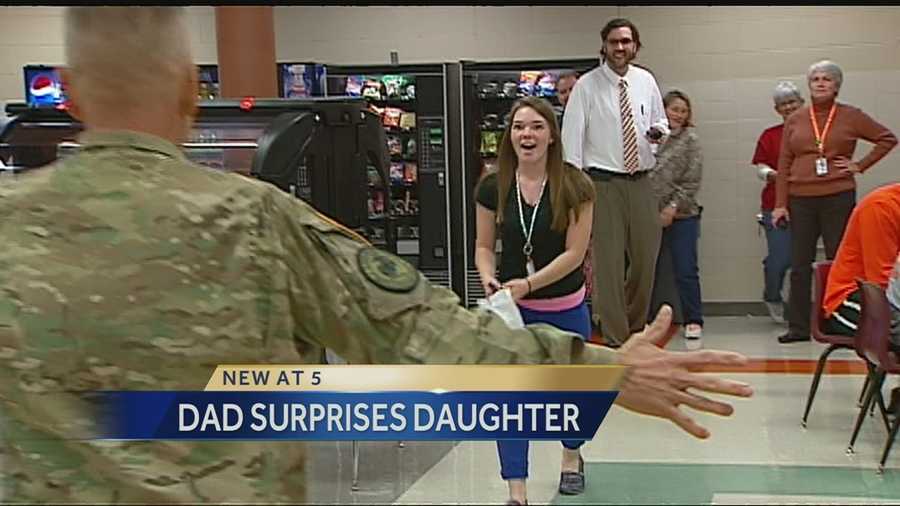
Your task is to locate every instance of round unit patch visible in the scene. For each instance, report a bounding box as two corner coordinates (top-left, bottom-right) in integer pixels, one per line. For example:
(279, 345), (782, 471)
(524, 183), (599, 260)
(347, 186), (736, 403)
(357, 247), (419, 293)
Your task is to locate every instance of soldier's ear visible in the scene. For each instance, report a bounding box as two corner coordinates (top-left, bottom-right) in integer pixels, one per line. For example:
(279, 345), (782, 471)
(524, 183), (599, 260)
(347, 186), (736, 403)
(179, 64), (199, 124)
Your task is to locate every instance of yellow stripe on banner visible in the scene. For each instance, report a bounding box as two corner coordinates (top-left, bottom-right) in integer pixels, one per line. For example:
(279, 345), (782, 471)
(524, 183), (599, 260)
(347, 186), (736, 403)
(204, 365), (626, 392)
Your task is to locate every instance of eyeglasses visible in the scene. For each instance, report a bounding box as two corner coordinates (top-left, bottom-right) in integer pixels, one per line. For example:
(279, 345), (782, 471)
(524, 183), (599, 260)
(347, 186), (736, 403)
(606, 37), (635, 46)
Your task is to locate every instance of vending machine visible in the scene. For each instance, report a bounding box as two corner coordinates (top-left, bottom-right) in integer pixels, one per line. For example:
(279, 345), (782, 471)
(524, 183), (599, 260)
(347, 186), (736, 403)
(321, 62), (458, 294)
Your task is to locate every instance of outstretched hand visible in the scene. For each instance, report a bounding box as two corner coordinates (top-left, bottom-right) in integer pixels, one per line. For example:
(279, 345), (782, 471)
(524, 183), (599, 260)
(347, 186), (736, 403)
(613, 305), (754, 439)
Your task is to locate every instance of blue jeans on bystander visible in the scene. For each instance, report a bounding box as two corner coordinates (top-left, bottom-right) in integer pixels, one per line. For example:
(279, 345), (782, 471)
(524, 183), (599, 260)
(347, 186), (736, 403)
(667, 215), (704, 327)
(761, 209), (792, 305)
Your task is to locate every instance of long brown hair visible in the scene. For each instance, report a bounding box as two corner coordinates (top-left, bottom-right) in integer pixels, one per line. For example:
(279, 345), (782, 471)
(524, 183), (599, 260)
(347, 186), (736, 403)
(663, 89), (694, 127)
(487, 96), (594, 233)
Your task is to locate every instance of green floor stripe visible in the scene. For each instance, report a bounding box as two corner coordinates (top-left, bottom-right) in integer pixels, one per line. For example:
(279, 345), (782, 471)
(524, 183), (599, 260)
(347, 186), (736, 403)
(553, 462), (900, 504)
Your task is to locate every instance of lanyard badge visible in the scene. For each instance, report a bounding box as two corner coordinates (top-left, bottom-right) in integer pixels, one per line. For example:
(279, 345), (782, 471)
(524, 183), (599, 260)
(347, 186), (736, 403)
(515, 172), (547, 277)
(810, 104), (837, 177)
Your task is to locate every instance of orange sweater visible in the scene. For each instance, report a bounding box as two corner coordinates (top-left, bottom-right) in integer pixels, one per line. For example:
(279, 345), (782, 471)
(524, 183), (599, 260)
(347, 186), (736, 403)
(775, 101), (897, 208)
(823, 183), (900, 316)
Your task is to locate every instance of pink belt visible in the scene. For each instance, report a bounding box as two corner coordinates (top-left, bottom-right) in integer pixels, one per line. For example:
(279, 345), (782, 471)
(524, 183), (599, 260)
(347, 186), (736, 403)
(516, 285), (586, 312)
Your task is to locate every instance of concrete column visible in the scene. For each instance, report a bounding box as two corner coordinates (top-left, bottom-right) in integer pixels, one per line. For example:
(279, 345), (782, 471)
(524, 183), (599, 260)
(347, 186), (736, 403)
(214, 6), (278, 175)
(214, 6), (278, 98)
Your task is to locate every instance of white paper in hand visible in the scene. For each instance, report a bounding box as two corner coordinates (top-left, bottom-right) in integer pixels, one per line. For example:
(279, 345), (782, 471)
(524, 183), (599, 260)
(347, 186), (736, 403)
(476, 288), (525, 329)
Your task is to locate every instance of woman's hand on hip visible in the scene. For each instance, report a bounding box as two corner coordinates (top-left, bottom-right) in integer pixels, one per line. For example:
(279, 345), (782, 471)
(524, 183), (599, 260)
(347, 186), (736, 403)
(833, 156), (861, 177)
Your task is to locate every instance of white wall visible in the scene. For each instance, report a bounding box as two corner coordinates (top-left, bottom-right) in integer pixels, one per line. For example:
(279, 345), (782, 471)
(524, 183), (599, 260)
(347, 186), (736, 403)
(0, 6), (217, 104)
(273, 6), (619, 64)
(2, 6), (899, 302)
(276, 6), (900, 302)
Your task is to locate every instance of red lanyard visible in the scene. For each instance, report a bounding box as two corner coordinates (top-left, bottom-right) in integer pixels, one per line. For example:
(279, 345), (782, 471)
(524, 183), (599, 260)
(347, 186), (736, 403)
(809, 103), (837, 155)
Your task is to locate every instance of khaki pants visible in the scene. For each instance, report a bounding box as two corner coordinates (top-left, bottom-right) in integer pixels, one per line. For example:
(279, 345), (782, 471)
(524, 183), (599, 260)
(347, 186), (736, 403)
(590, 173), (661, 345)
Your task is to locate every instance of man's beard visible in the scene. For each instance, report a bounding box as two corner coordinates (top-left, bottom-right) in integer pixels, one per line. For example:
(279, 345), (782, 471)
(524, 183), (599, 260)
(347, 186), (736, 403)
(602, 51), (634, 67)
(611, 51), (633, 63)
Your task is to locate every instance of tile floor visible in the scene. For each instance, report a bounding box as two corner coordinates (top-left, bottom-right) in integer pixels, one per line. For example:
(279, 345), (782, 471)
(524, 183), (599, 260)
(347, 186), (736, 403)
(307, 316), (900, 505)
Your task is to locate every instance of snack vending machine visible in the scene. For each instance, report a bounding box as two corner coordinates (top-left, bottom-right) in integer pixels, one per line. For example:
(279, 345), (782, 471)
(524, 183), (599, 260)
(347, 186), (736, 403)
(197, 65), (221, 101)
(277, 62), (328, 99)
(459, 58), (599, 306)
(322, 63), (458, 295)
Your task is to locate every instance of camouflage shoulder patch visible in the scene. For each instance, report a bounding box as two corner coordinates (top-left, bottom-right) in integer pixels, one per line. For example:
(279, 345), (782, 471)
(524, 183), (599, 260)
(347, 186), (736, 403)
(357, 247), (419, 293)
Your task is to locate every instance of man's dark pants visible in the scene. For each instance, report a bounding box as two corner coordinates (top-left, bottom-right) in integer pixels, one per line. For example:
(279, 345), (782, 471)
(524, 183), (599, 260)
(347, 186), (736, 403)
(786, 190), (855, 337)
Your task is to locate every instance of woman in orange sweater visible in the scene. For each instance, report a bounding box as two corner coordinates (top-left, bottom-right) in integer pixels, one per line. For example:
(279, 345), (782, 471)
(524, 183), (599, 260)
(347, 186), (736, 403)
(771, 60), (897, 343)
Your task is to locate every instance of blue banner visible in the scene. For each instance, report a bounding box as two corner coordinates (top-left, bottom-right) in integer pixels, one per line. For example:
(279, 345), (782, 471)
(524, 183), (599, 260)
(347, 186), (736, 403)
(96, 391), (618, 441)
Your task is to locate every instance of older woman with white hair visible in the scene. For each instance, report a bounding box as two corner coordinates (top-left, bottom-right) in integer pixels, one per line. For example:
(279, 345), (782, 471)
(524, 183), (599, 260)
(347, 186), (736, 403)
(751, 81), (804, 324)
(771, 60), (897, 343)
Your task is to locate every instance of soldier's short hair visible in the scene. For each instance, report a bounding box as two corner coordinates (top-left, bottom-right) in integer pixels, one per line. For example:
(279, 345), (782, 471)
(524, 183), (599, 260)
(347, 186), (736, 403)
(65, 7), (193, 112)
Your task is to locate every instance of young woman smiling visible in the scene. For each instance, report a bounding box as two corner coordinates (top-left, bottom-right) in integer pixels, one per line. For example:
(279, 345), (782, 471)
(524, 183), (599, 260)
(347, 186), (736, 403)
(474, 96), (595, 504)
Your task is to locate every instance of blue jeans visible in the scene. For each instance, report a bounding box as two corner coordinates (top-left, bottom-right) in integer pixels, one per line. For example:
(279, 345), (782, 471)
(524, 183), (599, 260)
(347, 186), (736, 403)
(496, 300), (589, 480)
(761, 210), (792, 304)
(667, 215), (704, 326)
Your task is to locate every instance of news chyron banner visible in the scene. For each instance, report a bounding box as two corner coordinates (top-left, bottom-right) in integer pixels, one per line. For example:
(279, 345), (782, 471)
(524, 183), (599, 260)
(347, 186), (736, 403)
(97, 365), (624, 441)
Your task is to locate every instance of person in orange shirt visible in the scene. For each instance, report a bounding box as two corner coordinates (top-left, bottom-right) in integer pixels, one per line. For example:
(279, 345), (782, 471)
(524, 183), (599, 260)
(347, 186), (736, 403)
(824, 183), (900, 414)
(823, 182), (900, 344)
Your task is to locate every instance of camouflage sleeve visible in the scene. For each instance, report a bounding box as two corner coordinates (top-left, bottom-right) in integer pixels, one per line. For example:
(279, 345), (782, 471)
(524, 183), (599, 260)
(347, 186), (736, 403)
(263, 189), (619, 367)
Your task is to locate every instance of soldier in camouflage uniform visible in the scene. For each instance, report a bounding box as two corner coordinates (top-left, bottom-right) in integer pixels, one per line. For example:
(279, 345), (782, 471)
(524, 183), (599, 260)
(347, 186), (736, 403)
(0, 7), (752, 503)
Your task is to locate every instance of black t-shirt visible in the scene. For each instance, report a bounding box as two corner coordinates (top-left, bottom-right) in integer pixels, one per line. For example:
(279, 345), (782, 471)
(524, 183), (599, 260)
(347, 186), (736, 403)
(475, 172), (584, 299)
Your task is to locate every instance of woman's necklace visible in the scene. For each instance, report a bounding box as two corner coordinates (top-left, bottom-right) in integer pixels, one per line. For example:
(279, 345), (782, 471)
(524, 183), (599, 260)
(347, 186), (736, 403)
(515, 170), (547, 276)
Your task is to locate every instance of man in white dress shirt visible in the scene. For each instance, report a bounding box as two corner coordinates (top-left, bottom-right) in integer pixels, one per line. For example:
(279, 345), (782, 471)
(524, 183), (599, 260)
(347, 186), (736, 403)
(561, 18), (668, 346)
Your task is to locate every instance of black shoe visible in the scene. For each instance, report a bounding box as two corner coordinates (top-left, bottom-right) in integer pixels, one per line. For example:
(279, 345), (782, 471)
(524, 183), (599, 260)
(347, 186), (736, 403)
(558, 456), (585, 495)
(778, 332), (810, 344)
(505, 500), (527, 506)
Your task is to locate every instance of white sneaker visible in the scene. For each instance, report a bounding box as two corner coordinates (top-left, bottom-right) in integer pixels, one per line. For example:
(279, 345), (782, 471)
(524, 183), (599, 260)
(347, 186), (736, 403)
(765, 301), (785, 324)
(684, 325), (703, 350)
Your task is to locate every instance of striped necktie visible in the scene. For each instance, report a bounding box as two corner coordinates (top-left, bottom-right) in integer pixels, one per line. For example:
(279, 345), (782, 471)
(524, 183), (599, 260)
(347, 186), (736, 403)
(618, 79), (640, 173)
